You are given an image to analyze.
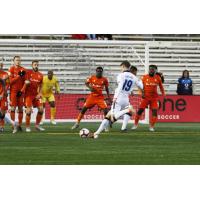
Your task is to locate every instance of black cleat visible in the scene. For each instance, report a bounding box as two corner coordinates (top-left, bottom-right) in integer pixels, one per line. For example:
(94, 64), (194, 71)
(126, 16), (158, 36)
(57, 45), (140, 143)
(17, 126), (23, 132)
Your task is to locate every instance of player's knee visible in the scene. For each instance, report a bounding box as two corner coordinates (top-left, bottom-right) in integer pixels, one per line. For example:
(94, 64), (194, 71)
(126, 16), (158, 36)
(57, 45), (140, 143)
(26, 112), (31, 116)
(152, 109), (157, 117)
(38, 111), (43, 115)
(137, 108), (144, 116)
(81, 107), (87, 114)
(11, 107), (15, 112)
(126, 113), (132, 117)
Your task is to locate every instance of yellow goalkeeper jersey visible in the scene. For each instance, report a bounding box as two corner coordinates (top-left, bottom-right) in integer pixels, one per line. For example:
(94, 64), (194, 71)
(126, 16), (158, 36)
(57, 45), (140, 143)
(42, 75), (60, 97)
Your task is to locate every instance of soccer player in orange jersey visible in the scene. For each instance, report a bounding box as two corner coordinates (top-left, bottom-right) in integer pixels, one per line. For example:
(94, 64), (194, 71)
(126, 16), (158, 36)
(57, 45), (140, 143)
(71, 67), (111, 129)
(20, 60), (44, 132)
(132, 65), (165, 132)
(8, 56), (26, 131)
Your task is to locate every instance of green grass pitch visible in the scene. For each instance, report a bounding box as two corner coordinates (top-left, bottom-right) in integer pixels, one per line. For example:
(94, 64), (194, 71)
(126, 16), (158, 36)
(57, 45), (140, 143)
(0, 122), (200, 164)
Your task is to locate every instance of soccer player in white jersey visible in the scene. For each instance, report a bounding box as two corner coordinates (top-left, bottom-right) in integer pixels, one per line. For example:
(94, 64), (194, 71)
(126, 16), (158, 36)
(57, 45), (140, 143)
(91, 61), (143, 139)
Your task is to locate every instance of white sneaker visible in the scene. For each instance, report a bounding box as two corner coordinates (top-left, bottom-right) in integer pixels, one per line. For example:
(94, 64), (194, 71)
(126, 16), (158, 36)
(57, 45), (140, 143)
(149, 127), (155, 132)
(131, 125), (138, 130)
(51, 120), (57, 125)
(93, 133), (99, 139)
(12, 122), (18, 134)
(35, 126), (45, 131)
(26, 127), (31, 132)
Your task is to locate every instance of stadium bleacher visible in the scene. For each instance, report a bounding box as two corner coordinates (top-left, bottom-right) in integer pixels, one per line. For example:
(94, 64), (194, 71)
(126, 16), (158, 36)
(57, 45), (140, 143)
(0, 37), (200, 94)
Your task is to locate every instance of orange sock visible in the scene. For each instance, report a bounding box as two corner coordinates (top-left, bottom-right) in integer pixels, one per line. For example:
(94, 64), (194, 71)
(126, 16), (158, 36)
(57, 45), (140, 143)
(36, 112), (42, 125)
(134, 114), (140, 126)
(10, 111), (15, 122)
(18, 112), (23, 126)
(26, 114), (31, 127)
(77, 113), (84, 123)
(150, 116), (157, 128)
(0, 119), (4, 128)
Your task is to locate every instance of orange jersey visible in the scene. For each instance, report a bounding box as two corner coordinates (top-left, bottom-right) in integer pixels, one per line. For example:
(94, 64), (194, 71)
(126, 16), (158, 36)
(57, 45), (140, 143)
(0, 70), (9, 95)
(24, 70), (43, 97)
(142, 74), (165, 99)
(9, 65), (26, 92)
(86, 75), (109, 97)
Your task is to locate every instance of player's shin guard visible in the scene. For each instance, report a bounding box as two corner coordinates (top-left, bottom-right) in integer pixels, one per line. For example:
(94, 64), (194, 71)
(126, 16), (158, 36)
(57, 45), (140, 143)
(121, 114), (131, 130)
(134, 114), (140, 126)
(150, 116), (157, 128)
(18, 111), (23, 126)
(77, 113), (84, 123)
(36, 112), (43, 125)
(26, 113), (31, 127)
(50, 107), (56, 121)
(95, 119), (110, 135)
(0, 119), (4, 128)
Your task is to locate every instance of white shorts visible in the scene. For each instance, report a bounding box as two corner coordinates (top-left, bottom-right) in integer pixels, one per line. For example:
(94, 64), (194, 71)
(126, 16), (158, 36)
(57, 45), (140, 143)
(112, 97), (130, 115)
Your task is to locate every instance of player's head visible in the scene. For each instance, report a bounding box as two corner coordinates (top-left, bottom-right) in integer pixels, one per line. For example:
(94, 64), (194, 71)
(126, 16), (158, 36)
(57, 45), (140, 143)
(182, 70), (189, 78)
(96, 66), (103, 78)
(130, 65), (137, 75)
(48, 70), (54, 80)
(13, 56), (21, 67)
(32, 60), (39, 72)
(120, 61), (131, 72)
(149, 64), (157, 77)
(0, 57), (4, 69)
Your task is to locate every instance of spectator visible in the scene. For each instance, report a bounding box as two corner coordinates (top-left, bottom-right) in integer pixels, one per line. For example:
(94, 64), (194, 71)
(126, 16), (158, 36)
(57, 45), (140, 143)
(87, 34), (96, 40)
(177, 70), (193, 95)
(71, 34), (87, 40)
(96, 34), (112, 40)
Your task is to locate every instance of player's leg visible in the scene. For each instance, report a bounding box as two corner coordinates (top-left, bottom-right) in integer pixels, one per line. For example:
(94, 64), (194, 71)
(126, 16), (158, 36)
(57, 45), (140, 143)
(121, 113), (132, 132)
(40, 96), (47, 125)
(149, 99), (159, 132)
(10, 92), (17, 123)
(131, 99), (148, 130)
(0, 99), (6, 132)
(48, 94), (56, 125)
(24, 96), (32, 132)
(71, 96), (94, 129)
(17, 95), (24, 131)
(34, 98), (45, 131)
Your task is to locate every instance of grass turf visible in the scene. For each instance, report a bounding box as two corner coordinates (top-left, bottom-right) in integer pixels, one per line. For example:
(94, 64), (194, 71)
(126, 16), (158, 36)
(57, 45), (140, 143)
(0, 122), (200, 164)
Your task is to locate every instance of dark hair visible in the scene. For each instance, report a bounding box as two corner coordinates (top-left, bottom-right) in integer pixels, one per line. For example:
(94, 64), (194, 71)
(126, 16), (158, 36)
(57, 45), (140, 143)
(13, 56), (20, 60)
(120, 61), (131, 69)
(182, 70), (189, 78)
(149, 64), (157, 69)
(96, 66), (103, 72)
(32, 60), (39, 64)
(130, 65), (137, 72)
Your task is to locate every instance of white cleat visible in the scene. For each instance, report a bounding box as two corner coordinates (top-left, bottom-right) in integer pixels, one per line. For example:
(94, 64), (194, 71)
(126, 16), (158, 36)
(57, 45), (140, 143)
(12, 122), (18, 134)
(131, 125), (138, 130)
(26, 127), (31, 133)
(35, 126), (45, 131)
(71, 122), (79, 130)
(51, 120), (57, 125)
(149, 127), (155, 132)
(93, 133), (99, 139)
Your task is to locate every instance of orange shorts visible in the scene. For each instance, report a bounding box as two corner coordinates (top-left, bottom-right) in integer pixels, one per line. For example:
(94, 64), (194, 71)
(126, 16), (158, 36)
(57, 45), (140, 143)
(25, 96), (43, 108)
(139, 98), (158, 110)
(10, 92), (24, 107)
(84, 95), (107, 109)
(0, 97), (8, 111)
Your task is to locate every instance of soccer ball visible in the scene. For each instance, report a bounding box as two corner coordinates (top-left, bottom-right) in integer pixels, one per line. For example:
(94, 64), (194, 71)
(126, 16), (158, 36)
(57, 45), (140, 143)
(79, 128), (90, 138)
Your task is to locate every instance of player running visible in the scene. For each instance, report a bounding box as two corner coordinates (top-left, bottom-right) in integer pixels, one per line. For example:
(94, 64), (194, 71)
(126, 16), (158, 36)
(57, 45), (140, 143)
(91, 61), (143, 139)
(41, 70), (60, 125)
(71, 66), (111, 130)
(132, 64), (165, 132)
(20, 60), (44, 132)
(8, 56), (26, 131)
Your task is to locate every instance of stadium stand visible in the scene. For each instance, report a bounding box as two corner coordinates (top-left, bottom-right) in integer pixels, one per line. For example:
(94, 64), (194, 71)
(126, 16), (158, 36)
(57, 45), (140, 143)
(0, 38), (200, 94)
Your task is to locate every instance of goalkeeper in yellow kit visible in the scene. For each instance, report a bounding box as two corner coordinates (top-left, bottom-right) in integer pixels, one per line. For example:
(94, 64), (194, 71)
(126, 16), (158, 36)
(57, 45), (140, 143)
(41, 70), (60, 125)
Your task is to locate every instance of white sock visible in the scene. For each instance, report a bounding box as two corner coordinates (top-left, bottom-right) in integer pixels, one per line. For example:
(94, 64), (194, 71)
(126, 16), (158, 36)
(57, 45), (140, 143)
(95, 119), (109, 135)
(114, 108), (130, 120)
(121, 114), (130, 130)
(4, 114), (15, 126)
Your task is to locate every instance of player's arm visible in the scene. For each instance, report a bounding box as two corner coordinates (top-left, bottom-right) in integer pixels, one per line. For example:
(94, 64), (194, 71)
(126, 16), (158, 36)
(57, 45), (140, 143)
(36, 76), (43, 99)
(8, 68), (21, 85)
(113, 74), (125, 103)
(104, 78), (112, 104)
(85, 77), (96, 92)
(159, 77), (165, 96)
(17, 73), (30, 97)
